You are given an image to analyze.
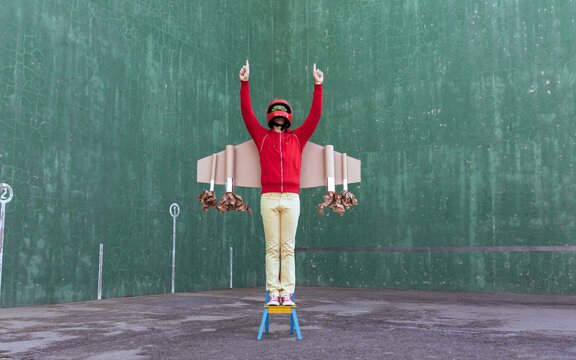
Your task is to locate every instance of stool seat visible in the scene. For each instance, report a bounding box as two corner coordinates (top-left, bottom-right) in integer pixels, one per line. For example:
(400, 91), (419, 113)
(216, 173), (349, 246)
(257, 293), (302, 340)
(265, 305), (295, 313)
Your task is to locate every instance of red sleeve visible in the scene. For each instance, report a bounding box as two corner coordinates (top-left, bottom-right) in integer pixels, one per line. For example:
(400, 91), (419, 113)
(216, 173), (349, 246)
(293, 84), (323, 146)
(240, 81), (266, 146)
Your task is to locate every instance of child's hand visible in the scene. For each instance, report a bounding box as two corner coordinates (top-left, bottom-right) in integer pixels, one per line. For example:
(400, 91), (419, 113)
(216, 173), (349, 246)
(239, 60), (250, 82)
(313, 63), (323, 85)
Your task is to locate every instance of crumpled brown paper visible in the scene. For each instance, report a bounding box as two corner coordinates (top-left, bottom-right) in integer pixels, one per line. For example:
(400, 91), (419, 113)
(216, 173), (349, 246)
(339, 190), (358, 210)
(318, 191), (346, 216)
(197, 190), (218, 212)
(217, 192), (252, 214)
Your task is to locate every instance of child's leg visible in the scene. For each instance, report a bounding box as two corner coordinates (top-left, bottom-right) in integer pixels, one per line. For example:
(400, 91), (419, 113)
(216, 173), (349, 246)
(279, 193), (300, 296)
(261, 193), (282, 295)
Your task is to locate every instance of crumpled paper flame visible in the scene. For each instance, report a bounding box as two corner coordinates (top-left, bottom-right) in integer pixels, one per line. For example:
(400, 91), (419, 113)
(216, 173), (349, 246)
(318, 191), (345, 216)
(197, 190), (218, 212)
(217, 192), (252, 214)
(339, 190), (358, 210)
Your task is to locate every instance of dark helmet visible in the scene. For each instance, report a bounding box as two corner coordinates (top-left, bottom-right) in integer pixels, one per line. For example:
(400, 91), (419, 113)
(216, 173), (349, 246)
(266, 99), (293, 128)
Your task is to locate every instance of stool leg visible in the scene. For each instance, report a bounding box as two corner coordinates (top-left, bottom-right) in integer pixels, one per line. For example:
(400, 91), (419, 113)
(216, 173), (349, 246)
(264, 290), (269, 334)
(291, 308), (302, 340)
(257, 308), (269, 340)
(290, 293), (295, 335)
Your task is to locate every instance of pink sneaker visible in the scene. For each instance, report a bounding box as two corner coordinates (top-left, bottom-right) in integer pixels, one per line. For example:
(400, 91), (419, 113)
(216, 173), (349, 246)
(267, 294), (280, 306)
(281, 294), (295, 306)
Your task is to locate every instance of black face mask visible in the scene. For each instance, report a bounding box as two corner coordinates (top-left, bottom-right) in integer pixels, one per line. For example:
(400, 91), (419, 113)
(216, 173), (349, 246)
(275, 122), (288, 131)
(270, 119), (289, 131)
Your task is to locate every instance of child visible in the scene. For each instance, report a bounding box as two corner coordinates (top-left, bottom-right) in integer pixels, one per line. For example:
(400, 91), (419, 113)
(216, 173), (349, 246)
(239, 60), (323, 305)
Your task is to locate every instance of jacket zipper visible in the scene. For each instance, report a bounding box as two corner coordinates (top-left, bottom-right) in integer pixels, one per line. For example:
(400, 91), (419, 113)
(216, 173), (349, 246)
(279, 132), (284, 193)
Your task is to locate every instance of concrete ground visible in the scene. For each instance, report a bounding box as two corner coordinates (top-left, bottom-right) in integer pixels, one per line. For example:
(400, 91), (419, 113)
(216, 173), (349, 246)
(1, 287), (576, 360)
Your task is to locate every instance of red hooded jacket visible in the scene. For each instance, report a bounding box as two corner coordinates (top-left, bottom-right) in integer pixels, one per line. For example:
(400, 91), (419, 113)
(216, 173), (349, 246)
(240, 81), (323, 194)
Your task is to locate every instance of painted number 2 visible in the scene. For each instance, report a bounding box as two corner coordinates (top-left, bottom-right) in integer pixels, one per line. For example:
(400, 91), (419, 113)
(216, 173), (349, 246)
(0, 184), (13, 204)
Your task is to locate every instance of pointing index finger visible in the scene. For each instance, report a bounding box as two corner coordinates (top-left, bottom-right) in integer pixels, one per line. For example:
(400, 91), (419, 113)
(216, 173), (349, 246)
(313, 63), (316, 73)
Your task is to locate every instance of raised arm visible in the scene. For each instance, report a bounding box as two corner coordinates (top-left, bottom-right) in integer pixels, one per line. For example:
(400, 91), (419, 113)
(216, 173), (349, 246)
(239, 60), (265, 142)
(294, 63), (324, 144)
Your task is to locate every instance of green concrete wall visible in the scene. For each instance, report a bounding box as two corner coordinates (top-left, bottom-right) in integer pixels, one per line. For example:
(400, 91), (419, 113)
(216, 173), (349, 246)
(1, 0), (575, 307)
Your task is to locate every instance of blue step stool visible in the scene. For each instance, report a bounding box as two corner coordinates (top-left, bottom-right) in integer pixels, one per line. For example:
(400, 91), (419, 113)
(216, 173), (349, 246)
(257, 292), (302, 340)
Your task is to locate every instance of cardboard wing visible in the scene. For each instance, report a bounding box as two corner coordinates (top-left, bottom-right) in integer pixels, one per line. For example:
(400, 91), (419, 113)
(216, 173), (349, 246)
(196, 140), (361, 189)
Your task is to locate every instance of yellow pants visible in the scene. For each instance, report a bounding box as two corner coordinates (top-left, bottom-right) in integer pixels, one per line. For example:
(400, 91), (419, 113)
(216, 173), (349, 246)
(260, 192), (300, 297)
